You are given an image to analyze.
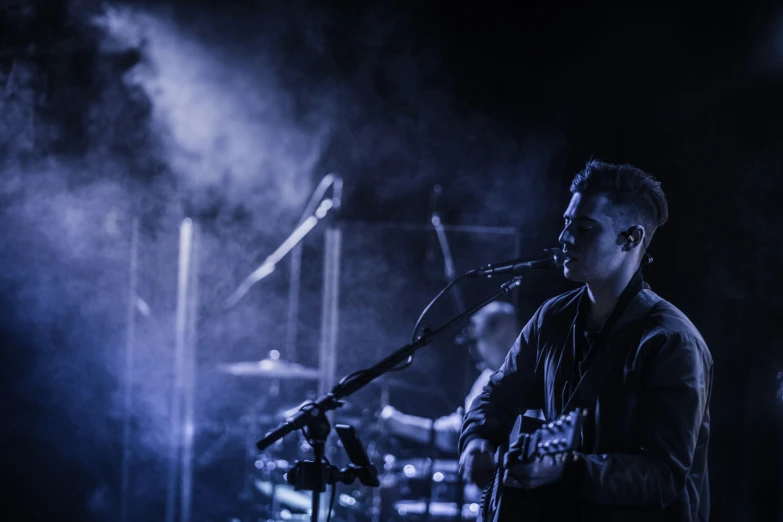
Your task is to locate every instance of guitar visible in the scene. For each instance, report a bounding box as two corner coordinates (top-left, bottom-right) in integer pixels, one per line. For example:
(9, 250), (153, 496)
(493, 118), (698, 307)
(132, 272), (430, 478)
(477, 408), (586, 522)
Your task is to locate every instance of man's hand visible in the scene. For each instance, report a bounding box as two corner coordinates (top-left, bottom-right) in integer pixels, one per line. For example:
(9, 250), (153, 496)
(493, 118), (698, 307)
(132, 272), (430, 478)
(502, 451), (581, 490)
(459, 438), (496, 489)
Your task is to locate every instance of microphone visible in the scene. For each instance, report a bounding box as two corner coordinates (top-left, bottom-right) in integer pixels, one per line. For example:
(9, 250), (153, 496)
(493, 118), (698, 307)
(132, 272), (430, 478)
(465, 248), (564, 278)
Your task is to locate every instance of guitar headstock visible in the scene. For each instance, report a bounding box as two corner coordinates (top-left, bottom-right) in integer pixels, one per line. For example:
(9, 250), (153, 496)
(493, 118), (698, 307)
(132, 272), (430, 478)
(530, 408), (587, 458)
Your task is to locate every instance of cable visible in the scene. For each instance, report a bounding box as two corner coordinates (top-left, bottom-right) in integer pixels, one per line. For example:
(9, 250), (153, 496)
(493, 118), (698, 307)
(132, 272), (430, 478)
(296, 425), (338, 522)
(326, 480), (338, 522)
(410, 275), (466, 343)
(330, 273), (470, 392)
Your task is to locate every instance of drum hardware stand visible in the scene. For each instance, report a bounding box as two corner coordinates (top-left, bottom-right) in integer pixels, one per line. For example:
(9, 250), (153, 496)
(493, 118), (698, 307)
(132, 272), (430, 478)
(257, 275), (526, 522)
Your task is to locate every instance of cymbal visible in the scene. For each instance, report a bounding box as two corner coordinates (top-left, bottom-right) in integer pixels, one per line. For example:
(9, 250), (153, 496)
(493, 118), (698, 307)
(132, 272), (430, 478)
(217, 358), (320, 379)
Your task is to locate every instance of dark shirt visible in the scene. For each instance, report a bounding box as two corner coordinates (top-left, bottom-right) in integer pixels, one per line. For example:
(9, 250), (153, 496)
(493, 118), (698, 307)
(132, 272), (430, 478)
(460, 275), (713, 522)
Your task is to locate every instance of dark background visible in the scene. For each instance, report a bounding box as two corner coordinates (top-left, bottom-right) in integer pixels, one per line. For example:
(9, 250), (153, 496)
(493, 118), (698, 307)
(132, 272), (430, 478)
(1, 1), (782, 521)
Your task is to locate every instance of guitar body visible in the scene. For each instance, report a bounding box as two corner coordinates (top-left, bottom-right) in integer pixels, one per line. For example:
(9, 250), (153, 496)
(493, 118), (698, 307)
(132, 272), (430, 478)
(476, 409), (585, 522)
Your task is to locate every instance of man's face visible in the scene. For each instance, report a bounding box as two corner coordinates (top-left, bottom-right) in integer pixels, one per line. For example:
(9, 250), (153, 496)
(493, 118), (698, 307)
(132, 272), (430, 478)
(558, 192), (628, 284)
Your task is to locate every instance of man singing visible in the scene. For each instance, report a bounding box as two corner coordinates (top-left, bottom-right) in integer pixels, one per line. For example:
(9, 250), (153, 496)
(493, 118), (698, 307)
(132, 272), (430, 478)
(459, 160), (713, 521)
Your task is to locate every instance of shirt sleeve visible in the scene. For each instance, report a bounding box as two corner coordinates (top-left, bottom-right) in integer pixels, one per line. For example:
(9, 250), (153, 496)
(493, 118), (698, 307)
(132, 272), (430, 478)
(574, 331), (713, 508)
(464, 369), (494, 412)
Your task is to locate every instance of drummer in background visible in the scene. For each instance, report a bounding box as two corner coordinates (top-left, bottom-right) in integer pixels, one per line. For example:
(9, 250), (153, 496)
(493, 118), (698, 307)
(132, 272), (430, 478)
(380, 301), (543, 452)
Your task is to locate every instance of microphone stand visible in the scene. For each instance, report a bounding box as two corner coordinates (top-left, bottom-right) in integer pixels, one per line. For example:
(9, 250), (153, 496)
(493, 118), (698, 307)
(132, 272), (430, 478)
(256, 275), (526, 522)
(223, 174), (342, 311)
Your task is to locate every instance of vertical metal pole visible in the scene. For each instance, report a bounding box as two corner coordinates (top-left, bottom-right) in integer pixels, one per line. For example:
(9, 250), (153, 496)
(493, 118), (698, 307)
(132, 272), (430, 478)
(317, 176), (343, 402)
(180, 222), (199, 522)
(119, 218), (140, 522)
(317, 226), (341, 397)
(165, 218), (198, 522)
(286, 244), (303, 363)
(315, 224), (341, 521)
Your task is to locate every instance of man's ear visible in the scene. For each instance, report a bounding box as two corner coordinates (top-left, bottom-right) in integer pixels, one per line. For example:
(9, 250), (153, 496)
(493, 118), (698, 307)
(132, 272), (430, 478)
(621, 226), (645, 251)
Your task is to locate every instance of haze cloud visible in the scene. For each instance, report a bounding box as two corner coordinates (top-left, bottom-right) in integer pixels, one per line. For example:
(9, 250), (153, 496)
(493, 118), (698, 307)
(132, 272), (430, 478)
(1, 2), (565, 520)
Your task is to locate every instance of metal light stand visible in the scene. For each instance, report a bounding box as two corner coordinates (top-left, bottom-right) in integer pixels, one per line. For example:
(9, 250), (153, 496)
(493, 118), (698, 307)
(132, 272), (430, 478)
(118, 216), (201, 522)
(165, 218), (201, 522)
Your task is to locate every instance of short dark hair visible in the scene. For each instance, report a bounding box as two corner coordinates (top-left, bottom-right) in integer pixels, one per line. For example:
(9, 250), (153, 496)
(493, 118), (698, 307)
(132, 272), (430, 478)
(570, 159), (668, 247)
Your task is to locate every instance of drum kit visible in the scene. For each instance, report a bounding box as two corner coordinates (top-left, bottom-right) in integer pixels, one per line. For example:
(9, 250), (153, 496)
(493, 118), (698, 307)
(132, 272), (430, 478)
(215, 352), (481, 522)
